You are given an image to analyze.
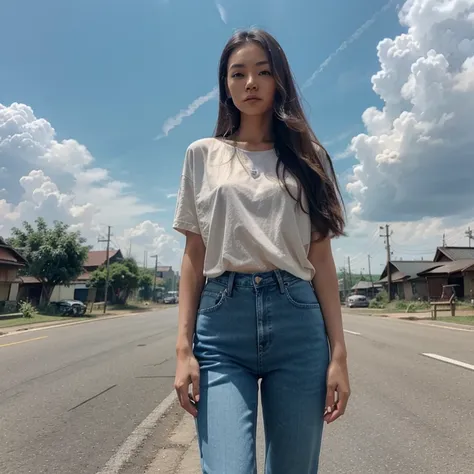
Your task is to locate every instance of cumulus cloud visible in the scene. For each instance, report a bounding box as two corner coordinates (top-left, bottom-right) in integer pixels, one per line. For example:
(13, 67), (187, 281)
(0, 102), (182, 268)
(155, 87), (218, 139)
(346, 0), (474, 222)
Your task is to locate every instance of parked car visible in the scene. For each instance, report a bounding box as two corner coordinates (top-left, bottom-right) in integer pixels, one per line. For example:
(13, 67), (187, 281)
(347, 294), (369, 308)
(163, 291), (179, 304)
(54, 299), (87, 316)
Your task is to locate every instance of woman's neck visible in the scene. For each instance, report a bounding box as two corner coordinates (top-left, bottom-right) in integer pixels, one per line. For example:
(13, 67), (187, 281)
(233, 112), (273, 149)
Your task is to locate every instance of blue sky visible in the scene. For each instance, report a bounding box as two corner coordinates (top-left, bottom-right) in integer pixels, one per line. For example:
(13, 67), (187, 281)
(1, 0), (473, 274)
(0, 0), (401, 202)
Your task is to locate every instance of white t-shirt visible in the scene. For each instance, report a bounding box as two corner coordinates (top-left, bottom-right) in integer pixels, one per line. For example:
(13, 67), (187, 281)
(173, 138), (317, 280)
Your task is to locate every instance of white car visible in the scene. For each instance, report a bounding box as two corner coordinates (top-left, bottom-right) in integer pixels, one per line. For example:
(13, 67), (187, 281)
(347, 295), (369, 308)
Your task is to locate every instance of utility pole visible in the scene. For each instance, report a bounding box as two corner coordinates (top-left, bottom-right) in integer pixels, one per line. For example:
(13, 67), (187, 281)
(465, 227), (473, 248)
(347, 257), (352, 290)
(368, 255), (373, 283)
(150, 254), (159, 302)
(368, 254), (374, 296)
(442, 233), (446, 247)
(98, 226), (112, 314)
(380, 224), (392, 302)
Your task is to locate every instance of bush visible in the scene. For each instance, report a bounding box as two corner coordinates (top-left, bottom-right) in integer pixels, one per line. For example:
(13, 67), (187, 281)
(369, 299), (385, 308)
(19, 301), (36, 318)
(368, 290), (389, 309)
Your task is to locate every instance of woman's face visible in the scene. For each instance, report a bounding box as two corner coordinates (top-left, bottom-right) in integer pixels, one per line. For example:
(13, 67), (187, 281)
(226, 42), (276, 117)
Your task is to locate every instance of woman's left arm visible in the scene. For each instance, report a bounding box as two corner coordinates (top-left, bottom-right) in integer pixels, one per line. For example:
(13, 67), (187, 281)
(308, 237), (351, 424)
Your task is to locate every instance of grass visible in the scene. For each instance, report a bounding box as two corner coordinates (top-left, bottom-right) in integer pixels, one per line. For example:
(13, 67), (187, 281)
(0, 301), (168, 330)
(437, 315), (474, 326)
(0, 313), (94, 329)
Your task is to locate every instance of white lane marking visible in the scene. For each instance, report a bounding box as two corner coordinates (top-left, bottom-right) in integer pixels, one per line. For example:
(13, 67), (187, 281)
(412, 321), (474, 333)
(421, 353), (474, 372)
(96, 390), (178, 474)
(344, 330), (361, 336)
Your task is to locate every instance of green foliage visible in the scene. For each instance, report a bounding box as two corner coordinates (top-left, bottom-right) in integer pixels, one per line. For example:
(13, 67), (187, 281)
(8, 218), (90, 305)
(89, 257), (142, 305)
(369, 290), (389, 309)
(138, 268), (153, 290)
(19, 301), (36, 318)
(394, 300), (430, 313)
(138, 268), (154, 300)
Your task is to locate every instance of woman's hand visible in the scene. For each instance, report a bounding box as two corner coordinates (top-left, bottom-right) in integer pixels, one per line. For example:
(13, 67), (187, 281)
(324, 357), (350, 424)
(174, 351), (200, 417)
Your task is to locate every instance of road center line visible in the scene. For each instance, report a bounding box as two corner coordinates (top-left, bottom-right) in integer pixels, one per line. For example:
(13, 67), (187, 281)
(421, 353), (474, 372)
(344, 330), (361, 336)
(0, 335), (48, 348)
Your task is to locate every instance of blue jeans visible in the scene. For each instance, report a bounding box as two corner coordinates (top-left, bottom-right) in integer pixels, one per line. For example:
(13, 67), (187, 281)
(193, 270), (330, 474)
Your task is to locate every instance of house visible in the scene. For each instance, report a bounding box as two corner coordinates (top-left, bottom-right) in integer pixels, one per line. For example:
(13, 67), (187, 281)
(419, 247), (474, 300)
(156, 266), (175, 281)
(83, 249), (123, 272)
(73, 249), (124, 301)
(0, 237), (27, 313)
(350, 280), (382, 299)
(378, 260), (442, 300)
(17, 249), (124, 305)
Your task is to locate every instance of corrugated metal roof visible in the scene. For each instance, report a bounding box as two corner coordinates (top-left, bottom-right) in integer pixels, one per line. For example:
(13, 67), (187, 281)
(351, 281), (382, 290)
(392, 261), (441, 278)
(435, 247), (474, 261)
(420, 259), (474, 275)
(378, 260), (442, 283)
(378, 271), (406, 283)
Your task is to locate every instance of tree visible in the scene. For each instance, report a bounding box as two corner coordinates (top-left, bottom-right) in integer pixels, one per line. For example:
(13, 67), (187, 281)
(138, 268), (154, 300)
(89, 257), (141, 305)
(8, 218), (89, 305)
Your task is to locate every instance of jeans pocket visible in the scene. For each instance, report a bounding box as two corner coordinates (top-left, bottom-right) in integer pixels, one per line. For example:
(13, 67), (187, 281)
(198, 289), (227, 314)
(284, 280), (321, 309)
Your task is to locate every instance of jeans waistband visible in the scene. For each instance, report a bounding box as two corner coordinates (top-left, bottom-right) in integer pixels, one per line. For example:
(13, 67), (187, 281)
(209, 270), (302, 297)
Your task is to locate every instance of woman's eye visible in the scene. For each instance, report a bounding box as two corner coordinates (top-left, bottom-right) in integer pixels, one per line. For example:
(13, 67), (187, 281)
(260, 70), (272, 76)
(231, 72), (244, 78)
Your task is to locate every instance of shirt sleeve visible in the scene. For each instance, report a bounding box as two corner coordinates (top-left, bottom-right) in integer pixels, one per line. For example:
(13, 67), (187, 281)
(173, 147), (201, 235)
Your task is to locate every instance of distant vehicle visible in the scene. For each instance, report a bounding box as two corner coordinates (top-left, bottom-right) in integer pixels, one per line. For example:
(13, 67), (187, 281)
(347, 294), (369, 308)
(54, 299), (87, 316)
(163, 291), (179, 304)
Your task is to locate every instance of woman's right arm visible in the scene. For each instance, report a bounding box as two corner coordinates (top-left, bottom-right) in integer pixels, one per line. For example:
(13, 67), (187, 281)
(174, 231), (206, 417)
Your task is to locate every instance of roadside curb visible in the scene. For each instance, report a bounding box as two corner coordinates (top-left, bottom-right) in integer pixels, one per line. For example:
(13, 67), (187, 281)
(0, 308), (164, 337)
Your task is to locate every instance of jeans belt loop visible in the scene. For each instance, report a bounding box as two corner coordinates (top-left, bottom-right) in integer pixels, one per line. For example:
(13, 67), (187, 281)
(227, 272), (236, 297)
(274, 269), (285, 294)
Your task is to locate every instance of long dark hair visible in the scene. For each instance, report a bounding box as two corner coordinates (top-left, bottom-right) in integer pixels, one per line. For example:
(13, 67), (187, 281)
(214, 29), (345, 240)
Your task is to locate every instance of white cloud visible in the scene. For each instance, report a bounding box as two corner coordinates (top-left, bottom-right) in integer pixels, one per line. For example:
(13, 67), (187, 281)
(155, 87), (218, 139)
(215, 2), (228, 24)
(346, 0), (474, 223)
(303, 0), (396, 89)
(0, 102), (182, 269)
(119, 220), (182, 269)
(167, 193), (178, 199)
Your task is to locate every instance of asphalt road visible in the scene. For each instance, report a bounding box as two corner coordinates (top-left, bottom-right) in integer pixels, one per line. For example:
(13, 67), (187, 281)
(0, 308), (179, 474)
(1, 308), (473, 473)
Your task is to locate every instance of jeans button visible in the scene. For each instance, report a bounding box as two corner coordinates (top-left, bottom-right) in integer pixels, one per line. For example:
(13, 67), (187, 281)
(255, 276), (262, 285)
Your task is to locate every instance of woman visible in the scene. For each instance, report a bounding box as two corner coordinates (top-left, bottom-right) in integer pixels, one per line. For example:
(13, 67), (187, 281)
(173, 28), (350, 474)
